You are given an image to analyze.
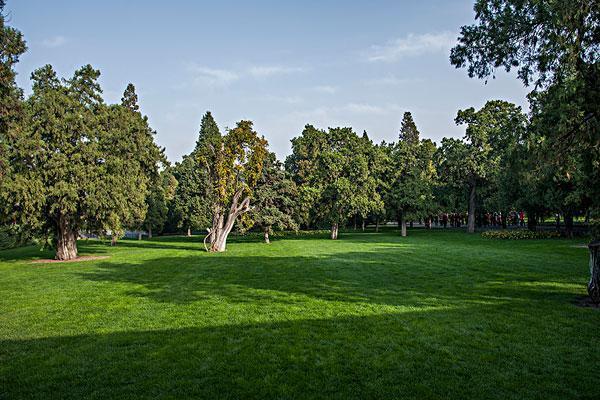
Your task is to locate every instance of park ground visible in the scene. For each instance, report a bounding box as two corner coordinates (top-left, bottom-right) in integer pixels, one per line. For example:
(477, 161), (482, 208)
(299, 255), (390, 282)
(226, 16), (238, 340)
(1, 229), (599, 399)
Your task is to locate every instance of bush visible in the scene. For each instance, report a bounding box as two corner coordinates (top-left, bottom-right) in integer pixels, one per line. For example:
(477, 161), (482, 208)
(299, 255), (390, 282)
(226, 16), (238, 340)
(481, 230), (561, 240)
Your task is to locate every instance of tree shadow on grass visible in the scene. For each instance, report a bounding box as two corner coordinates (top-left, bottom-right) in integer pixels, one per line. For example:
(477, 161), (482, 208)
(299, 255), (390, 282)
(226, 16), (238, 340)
(76, 242), (587, 308)
(2, 309), (598, 400)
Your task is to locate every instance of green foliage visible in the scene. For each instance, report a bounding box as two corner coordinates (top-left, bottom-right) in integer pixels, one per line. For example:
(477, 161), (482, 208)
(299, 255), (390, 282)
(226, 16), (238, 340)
(452, 0), (599, 215)
(144, 169), (177, 235)
(251, 152), (298, 235)
(481, 229), (560, 240)
(1, 64), (163, 256)
(286, 125), (383, 231)
(0, 0), (27, 214)
(385, 114), (436, 225)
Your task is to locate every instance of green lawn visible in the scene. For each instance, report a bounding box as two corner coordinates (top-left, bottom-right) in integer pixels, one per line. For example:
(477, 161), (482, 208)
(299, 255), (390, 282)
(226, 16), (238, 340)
(1, 230), (598, 399)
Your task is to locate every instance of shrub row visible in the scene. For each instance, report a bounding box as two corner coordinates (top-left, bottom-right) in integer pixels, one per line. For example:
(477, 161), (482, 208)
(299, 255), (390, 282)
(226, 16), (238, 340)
(481, 230), (561, 240)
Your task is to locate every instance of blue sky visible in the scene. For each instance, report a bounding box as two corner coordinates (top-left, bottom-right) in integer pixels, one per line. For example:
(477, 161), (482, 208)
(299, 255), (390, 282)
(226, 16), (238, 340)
(9, 0), (529, 162)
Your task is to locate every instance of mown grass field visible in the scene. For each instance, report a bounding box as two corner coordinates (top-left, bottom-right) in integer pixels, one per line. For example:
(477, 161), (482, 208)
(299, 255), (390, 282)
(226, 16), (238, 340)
(1, 229), (598, 399)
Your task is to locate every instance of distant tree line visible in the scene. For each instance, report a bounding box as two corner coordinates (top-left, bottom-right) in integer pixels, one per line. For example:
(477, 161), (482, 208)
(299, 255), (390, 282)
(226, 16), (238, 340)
(0, 0), (598, 260)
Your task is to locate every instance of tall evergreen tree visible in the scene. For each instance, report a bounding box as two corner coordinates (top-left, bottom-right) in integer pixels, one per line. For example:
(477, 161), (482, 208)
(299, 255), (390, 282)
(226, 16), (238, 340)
(0, 0), (26, 196)
(121, 83), (139, 112)
(172, 111), (219, 236)
(2, 64), (163, 260)
(398, 112), (420, 146)
(386, 115), (435, 236)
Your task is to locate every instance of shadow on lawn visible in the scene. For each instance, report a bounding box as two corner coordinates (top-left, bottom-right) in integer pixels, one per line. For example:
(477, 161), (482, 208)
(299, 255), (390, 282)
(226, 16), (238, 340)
(2, 309), (598, 399)
(76, 241), (583, 308)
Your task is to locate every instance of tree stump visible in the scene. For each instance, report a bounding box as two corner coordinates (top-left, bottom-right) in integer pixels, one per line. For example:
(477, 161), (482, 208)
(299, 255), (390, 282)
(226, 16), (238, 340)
(588, 241), (600, 304)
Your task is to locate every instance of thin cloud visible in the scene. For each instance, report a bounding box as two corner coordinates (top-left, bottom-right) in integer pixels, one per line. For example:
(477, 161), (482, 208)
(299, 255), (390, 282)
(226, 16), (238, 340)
(365, 75), (424, 86)
(367, 32), (457, 62)
(312, 85), (337, 94)
(188, 65), (239, 87)
(252, 94), (303, 104)
(42, 35), (67, 48)
(248, 65), (307, 78)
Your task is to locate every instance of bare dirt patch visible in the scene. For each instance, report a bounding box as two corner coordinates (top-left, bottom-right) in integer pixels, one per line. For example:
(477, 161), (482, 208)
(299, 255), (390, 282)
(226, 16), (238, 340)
(31, 256), (109, 264)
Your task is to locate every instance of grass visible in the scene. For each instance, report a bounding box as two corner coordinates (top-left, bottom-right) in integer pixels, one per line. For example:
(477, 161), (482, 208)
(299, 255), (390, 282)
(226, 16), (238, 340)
(1, 229), (598, 399)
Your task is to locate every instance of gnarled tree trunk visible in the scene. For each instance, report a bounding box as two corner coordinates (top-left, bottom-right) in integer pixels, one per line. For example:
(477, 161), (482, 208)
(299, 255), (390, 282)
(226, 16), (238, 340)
(208, 190), (251, 252)
(467, 181), (476, 233)
(331, 223), (339, 240)
(56, 216), (78, 261)
(588, 241), (600, 304)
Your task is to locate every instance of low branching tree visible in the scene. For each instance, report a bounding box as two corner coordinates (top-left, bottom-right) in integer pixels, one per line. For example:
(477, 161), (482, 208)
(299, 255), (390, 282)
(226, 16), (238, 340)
(200, 119), (268, 252)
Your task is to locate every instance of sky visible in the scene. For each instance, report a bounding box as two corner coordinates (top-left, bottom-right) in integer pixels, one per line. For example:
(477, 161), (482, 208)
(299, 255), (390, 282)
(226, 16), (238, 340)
(9, 0), (530, 162)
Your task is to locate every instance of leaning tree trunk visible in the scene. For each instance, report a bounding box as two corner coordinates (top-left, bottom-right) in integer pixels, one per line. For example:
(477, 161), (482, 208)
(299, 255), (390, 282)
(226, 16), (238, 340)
(467, 181), (476, 234)
(588, 241), (600, 304)
(208, 190), (251, 252)
(56, 216), (78, 261)
(399, 210), (407, 237)
(331, 223), (339, 240)
(264, 227), (270, 244)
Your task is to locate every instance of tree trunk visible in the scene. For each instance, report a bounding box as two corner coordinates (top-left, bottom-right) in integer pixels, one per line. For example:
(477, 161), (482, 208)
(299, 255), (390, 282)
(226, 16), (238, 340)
(375, 218), (379, 232)
(564, 210), (574, 238)
(111, 234), (118, 246)
(361, 219), (365, 231)
(467, 182), (476, 233)
(409, 221), (413, 228)
(527, 210), (537, 231)
(353, 216), (357, 231)
(331, 223), (339, 240)
(400, 210), (407, 237)
(137, 231), (142, 240)
(187, 227), (191, 237)
(56, 216), (78, 261)
(264, 227), (270, 244)
(588, 241), (600, 304)
(148, 227), (153, 239)
(208, 190), (251, 252)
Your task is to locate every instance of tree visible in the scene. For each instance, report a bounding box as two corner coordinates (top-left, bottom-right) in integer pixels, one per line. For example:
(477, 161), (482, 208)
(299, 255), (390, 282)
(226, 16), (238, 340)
(287, 125), (382, 239)
(251, 152), (298, 243)
(144, 169), (177, 238)
(385, 114), (436, 236)
(0, 0), (26, 209)
(2, 65), (163, 260)
(200, 119), (268, 252)
(451, 0), (599, 216)
(398, 112), (420, 146)
(172, 111), (221, 236)
(438, 100), (526, 233)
